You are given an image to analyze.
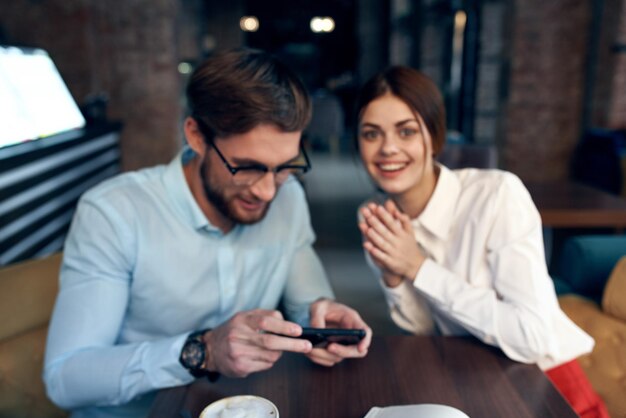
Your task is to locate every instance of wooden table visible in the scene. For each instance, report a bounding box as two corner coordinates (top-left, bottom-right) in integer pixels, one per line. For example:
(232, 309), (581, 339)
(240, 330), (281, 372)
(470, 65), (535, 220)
(525, 181), (626, 228)
(148, 336), (576, 418)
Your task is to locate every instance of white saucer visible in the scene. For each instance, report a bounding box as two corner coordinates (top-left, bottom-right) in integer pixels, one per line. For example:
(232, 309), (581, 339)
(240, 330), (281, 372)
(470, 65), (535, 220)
(364, 404), (470, 418)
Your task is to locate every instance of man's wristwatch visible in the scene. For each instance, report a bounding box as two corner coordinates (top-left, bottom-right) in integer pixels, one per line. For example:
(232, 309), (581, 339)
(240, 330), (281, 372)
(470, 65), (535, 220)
(179, 329), (220, 381)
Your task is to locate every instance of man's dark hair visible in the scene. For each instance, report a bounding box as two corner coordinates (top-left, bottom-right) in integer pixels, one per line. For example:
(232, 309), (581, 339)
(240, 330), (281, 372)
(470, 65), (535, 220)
(186, 48), (312, 141)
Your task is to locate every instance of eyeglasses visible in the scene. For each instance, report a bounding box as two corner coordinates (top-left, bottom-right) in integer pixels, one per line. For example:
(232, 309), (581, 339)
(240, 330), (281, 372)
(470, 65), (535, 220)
(209, 136), (311, 187)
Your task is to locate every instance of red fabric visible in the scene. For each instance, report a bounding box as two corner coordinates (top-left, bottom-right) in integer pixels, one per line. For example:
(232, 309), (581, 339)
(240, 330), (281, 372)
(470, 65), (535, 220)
(546, 360), (610, 418)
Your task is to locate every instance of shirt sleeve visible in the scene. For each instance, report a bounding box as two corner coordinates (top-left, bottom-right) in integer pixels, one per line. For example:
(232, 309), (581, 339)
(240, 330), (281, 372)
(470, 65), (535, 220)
(361, 246), (435, 334)
(357, 200), (435, 334)
(381, 280), (436, 334)
(411, 173), (563, 364)
(43, 197), (194, 410)
(281, 181), (334, 326)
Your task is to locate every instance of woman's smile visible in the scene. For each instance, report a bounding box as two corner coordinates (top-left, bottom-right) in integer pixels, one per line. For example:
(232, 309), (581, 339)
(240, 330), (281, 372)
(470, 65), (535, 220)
(375, 161), (410, 177)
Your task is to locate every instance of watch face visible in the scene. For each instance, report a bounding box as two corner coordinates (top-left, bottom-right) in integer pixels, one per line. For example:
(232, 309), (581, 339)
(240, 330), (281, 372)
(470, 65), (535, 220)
(181, 340), (205, 370)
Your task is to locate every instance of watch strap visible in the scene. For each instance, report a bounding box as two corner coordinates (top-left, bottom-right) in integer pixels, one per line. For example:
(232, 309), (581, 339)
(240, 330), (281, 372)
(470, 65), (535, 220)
(180, 329), (220, 381)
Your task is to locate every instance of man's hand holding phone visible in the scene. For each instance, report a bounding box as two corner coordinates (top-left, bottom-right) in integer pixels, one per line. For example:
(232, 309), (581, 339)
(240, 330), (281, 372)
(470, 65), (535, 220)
(305, 298), (372, 367)
(205, 300), (372, 378)
(205, 309), (313, 378)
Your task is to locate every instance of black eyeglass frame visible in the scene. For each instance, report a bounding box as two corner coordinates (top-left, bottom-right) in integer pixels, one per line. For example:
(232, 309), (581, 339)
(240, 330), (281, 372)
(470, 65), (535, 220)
(210, 138), (311, 178)
(194, 117), (312, 183)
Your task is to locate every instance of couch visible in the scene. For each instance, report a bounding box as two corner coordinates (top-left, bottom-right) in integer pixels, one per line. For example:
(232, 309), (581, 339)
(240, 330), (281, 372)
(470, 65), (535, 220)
(554, 235), (626, 418)
(0, 253), (68, 418)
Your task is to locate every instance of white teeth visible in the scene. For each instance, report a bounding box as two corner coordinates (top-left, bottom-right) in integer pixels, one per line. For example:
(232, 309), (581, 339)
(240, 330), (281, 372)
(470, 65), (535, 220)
(378, 163), (407, 171)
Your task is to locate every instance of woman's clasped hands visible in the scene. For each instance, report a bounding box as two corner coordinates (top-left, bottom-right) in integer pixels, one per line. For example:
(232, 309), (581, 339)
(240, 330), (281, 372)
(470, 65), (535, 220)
(358, 199), (425, 288)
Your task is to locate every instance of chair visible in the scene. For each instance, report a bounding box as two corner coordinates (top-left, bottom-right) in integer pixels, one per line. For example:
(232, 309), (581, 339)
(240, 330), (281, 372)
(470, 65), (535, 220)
(553, 236), (626, 418)
(0, 253), (67, 418)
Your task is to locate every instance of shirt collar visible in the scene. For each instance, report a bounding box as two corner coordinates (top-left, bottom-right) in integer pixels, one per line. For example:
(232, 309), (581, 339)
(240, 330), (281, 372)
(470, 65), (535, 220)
(414, 163), (460, 240)
(162, 149), (220, 232)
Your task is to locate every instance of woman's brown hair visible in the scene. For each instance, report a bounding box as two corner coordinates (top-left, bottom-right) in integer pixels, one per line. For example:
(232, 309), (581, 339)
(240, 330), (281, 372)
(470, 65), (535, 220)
(355, 66), (446, 156)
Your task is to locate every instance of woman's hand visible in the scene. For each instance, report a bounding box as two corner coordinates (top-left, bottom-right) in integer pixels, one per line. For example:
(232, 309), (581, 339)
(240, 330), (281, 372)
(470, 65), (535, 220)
(359, 200), (425, 285)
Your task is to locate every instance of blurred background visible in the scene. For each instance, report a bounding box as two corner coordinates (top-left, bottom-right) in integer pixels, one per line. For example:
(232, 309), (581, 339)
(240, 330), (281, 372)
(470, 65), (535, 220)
(1, 0), (624, 178)
(3, 4), (626, 415)
(1, 0), (626, 329)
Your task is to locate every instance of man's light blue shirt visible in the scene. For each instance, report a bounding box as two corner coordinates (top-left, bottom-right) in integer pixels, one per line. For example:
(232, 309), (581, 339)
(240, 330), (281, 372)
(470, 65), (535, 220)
(43, 151), (334, 418)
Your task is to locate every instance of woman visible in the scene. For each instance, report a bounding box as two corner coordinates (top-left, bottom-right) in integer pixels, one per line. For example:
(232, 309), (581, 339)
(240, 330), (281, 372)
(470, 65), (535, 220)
(355, 66), (607, 418)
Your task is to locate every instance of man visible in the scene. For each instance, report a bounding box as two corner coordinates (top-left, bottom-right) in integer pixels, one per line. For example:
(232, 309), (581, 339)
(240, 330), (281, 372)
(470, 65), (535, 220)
(44, 49), (372, 418)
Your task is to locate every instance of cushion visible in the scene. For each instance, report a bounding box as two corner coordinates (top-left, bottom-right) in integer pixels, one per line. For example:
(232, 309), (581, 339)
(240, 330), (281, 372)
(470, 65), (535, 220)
(559, 295), (626, 418)
(0, 253), (62, 341)
(0, 253), (67, 417)
(0, 325), (68, 417)
(558, 236), (626, 301)
(602, 256), (626, 322)
(551, 276), (575, 296)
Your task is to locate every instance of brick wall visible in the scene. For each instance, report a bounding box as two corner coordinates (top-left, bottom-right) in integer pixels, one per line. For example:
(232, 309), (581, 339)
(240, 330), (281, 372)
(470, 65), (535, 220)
(504, 0), (591, 181)
(414, 0), (626, 182)
(475, 1), (508, 145)
(0, 0), (204, 171)
(608, 2), (626, 128)
(2, 1), (624, 178)
(589, 0), (621, 128)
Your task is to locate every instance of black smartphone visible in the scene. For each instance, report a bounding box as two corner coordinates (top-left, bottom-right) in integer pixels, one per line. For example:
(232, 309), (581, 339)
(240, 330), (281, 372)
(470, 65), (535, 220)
(271, 328), (366, 347)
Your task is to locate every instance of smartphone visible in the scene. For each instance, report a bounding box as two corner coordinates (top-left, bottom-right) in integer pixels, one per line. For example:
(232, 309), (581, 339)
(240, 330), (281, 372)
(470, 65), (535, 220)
(270, 328), (366, 347)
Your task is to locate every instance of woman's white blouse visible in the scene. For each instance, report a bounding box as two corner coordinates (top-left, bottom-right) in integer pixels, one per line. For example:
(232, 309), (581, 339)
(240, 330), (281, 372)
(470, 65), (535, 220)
(368, 164), (594, 370)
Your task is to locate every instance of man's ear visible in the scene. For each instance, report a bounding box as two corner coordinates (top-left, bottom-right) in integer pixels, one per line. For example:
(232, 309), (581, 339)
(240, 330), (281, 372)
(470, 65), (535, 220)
(184, 117), (208, 157)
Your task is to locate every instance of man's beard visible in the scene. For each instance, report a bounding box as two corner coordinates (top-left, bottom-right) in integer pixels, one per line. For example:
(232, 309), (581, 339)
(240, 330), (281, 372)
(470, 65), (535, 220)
(200, 162), (271, 225)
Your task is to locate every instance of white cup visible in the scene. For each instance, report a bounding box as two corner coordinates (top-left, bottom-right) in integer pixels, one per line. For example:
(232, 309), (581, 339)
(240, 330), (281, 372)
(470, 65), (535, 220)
(199, 395), (279, 418)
